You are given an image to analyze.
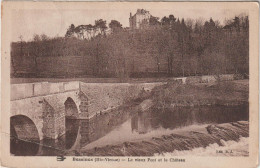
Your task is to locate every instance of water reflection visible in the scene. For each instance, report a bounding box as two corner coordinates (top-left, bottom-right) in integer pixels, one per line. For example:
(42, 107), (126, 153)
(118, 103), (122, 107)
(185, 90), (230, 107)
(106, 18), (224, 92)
(10, 115), (41, 156)
(11, 105), (135, 156)
(10, 136), (40, 156)
(11, 104), (248, 156)
(84, 104), (249, 149)
(131, 105), (249, 134)
(65, 119), (80, 149)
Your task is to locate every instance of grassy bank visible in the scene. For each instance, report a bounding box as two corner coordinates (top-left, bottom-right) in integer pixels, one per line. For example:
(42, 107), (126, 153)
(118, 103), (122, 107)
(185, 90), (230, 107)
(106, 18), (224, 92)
(150, 80), (248, 108)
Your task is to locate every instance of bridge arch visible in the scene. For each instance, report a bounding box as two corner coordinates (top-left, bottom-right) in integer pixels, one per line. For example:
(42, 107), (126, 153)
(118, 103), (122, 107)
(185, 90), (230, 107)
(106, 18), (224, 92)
(64, 97), (80, 149)
(65, 97), (79, 119)
(10, 115), (40, 155)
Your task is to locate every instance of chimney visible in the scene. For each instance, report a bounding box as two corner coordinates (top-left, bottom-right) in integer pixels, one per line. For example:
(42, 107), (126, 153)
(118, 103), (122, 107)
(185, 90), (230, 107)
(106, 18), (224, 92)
(130, 12), (132, 18)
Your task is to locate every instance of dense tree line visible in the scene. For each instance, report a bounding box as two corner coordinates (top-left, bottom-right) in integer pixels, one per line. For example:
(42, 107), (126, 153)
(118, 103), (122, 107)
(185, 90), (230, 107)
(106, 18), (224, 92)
(11, 14), (249, 78)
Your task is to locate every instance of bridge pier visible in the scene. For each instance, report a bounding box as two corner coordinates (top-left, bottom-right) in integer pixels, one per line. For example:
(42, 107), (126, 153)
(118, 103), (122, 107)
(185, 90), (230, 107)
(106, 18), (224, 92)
(78, 91), (89, 119)
(41, 91), (89, 140)
(11, 81), (91, 142)
(10, 81), (164, 144)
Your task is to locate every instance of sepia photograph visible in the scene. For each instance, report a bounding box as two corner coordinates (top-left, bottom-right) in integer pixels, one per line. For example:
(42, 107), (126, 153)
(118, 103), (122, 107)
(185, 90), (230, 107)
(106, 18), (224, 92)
(1, 1), (259, 168)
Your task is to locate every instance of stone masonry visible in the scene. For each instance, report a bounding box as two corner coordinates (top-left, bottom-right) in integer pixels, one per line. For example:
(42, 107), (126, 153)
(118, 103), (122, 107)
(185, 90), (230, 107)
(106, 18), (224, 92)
(11, 81), (164, 141)
(11, 74), (235, 141)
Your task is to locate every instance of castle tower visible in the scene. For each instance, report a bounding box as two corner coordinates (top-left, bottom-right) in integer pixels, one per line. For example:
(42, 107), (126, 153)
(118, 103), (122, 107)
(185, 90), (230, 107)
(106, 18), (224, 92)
(129, 9), (151, 29)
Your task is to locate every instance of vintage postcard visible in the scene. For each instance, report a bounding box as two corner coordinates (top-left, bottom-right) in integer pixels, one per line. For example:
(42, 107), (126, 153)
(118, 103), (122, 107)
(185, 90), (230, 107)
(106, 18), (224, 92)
(1, 1), (259, 168)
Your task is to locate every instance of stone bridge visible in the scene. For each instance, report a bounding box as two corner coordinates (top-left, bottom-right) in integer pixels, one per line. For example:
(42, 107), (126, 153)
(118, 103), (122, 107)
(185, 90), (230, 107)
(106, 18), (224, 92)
(10, 74), (236, 143)
(10, 81), (89, 141)
(10, 81), (164, 142)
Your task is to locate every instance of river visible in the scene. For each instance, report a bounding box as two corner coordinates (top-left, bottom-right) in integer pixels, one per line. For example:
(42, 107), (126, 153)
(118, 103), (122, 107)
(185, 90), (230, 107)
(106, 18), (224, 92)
(10, 104), (249, 156)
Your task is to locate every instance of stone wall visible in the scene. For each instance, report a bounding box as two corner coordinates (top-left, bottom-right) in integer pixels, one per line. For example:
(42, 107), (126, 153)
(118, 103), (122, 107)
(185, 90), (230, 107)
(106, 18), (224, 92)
(10, 74), (237, 140)
(10, 81), (165, 140)
(11, 90), (81, 140)
(174, 74), (236, 84)
(11, 81), (80, 100)
(80, 82), (165, 118)
(42, 100), (55, 139)
(11, 96), (46, 140)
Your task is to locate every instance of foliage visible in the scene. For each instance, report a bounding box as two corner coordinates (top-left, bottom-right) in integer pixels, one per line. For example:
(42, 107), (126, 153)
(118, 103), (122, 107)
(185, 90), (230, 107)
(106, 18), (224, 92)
(109, 20), (123, 33)
(11, 14), (249, 78)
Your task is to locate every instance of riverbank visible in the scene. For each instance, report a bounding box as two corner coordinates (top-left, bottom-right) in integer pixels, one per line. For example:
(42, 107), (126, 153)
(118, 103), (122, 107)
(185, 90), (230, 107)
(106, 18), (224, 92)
(10, 74), (245, 84)
(10, 79), (248, 156)
(150, 80), (248, 108)
(76, 121), (248, 156)
(72, 80), (249, 156)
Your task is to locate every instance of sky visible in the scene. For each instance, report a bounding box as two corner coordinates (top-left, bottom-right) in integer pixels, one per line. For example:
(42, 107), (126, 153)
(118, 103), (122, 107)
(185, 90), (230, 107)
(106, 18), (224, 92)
(11, 3), (248, 42)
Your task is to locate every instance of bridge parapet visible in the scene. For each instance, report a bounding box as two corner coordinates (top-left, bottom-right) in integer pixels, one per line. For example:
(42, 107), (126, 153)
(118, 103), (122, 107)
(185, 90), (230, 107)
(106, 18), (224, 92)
(11, 81), (80, 101)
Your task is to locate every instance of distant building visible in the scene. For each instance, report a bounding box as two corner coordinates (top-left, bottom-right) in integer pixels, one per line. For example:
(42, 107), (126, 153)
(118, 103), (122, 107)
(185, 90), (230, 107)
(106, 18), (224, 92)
(129, 9), (151, 29)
